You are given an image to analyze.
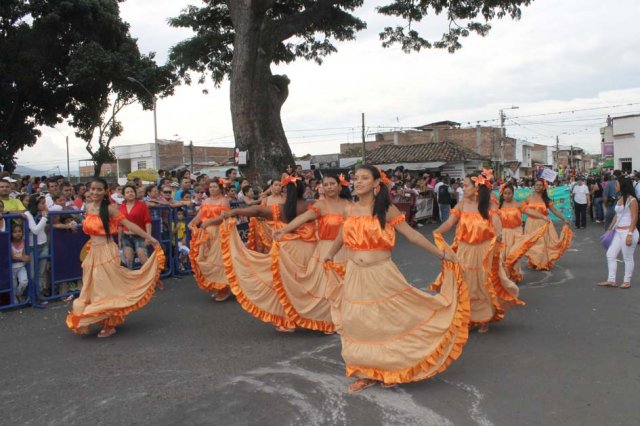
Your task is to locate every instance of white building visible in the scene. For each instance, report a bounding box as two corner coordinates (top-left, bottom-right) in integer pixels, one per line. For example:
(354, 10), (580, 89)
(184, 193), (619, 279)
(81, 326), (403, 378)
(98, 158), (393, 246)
(114, 143), (157, 184)
(612, 114), (640, 173)
(510, 139), (534, 178)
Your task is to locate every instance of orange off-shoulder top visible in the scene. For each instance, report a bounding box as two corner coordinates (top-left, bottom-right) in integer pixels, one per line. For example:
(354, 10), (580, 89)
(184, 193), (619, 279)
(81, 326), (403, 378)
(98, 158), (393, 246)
(307, 205), (344, 241)
(496, 207), (524, 229)
(83, 213), (125, 236)
(522, 200), (552, 216)
(274, 204), (317, 242)
(450, 208), (494, 244)
(343, 215), (405, 250)
(200, 204), (230, 221)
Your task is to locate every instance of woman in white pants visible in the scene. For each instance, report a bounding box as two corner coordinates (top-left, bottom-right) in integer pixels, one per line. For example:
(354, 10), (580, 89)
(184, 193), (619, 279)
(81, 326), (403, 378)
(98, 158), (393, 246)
(598, 176), (638, 289)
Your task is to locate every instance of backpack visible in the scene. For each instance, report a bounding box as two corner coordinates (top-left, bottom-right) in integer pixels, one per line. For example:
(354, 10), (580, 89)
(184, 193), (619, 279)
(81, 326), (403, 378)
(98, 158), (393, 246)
(438, 184), (451, 204)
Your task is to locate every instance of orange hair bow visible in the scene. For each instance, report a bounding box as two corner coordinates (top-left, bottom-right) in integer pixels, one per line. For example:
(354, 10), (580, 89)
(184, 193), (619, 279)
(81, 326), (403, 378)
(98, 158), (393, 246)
(338, 173), (350, 187)
(217, 177), (229, 187)
(482, 168), (494, 181)
(472, 175), (490, 188)
(376, 167), (392, 187)
(281, 175), (301, 187)
(499, 183), (506, 195)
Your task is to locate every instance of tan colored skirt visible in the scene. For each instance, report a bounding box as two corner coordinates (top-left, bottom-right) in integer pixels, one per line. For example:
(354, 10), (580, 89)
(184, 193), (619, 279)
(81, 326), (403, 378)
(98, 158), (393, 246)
(66, 238), (164, 333)
(436, 239), (523, 327)
(247, 218), (277, 253)
(524, 218), (573, 271)
(272, 239), (346, 333)
(502, 224), (547, 282)
(189, 225), (228, 293)
(327, 240), (469, 384)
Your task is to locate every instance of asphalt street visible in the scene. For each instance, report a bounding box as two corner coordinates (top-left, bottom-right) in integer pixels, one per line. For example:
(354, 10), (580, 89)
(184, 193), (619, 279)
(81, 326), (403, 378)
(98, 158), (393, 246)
(1, 222), (639, 426)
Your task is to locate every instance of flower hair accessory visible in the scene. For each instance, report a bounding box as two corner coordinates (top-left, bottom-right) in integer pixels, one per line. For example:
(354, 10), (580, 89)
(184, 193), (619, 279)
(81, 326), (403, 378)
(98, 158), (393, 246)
(540, 179), (549, 189)
(281, 175), (301, 187)
(338, 173), (350, 187)
(499, 183), (506, 195)
(217, 177), (229, 187)
(376, 167), (392, 187)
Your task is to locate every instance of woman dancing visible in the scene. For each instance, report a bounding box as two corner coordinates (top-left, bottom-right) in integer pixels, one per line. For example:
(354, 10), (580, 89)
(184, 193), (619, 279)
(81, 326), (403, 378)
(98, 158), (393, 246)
(597, 176), (638, 289)
(432, 170), (523, 334)
(271, 174), (352, 333)
(66, 178), (163, 338)
(324, 165), (468, 393)
(210, 177), (317, 333)
(496, 183), (550, 282)
(522, 179), (572, 271)
(247, 179), (285, 253)
(188, 179), (231, 301)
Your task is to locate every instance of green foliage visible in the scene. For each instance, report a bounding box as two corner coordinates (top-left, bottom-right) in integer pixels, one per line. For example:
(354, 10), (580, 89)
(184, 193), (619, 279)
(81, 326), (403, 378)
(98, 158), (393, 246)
(169, 0), (531, 85)
(0, 0), (175, 173)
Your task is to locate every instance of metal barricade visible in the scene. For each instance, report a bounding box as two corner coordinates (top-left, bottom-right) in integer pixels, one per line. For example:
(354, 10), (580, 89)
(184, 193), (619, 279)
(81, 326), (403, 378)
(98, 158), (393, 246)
(0, 213), (33, 311)
(149, 205), (174, 278)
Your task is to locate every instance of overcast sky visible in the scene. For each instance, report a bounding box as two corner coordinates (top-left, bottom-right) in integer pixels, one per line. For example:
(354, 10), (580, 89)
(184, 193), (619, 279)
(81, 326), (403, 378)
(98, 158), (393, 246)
(16, 0), (640, 174)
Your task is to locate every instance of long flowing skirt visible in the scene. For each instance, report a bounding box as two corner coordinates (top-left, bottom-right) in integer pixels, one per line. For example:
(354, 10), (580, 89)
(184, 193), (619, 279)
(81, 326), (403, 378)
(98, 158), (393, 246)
(247, 218), (277, 253)
(502, 224), (548, 282)
(326, 239), (470, 385)
(433, 238), (523, 327)
(272, 239), (346, 333)
(66, 239), (165, 333)
(524, 218), (573, 271)
(189, 225), (229, 293)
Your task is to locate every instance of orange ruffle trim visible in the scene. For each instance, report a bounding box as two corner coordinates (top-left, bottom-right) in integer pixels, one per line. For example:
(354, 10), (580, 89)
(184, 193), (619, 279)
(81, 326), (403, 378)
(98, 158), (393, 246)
(189, 227), (228, 292)
(220, 219), (295, 329)
(527, 224), (573, 271)
(345, 234), (470, 384)
(270, 241), (335, 333)
(324, 260), (346, 279)
(65, 246), (166, 333)
(504, 223), (548, 282)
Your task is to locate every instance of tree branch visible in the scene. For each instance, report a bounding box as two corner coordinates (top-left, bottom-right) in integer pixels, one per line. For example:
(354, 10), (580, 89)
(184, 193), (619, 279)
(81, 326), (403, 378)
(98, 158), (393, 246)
(274, 0), (344, 42)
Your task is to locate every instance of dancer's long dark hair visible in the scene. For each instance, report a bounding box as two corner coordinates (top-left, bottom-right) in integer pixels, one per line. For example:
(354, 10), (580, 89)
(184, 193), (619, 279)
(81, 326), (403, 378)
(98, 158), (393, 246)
(499, 184), (514, 209)
(283, 179), (305, 223)
(91, 177), (111, 238)
(619, 177), (636, 206)
(357, 165), (391, 228)
(467, 173), (490, 220)
(325, 174), (352, 200)
(536, 178), (551, 208)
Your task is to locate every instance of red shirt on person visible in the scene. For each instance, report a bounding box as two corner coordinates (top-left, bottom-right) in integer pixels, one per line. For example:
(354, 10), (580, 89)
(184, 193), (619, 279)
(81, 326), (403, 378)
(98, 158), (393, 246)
(118, 200), (152, 232)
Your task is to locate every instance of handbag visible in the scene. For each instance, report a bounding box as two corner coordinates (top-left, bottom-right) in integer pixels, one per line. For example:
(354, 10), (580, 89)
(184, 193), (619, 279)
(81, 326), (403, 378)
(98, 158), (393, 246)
(600, 229), (615, 250)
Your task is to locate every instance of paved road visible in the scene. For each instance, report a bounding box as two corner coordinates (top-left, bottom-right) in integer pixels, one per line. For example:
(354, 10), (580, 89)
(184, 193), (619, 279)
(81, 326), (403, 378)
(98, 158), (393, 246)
(2, 223), (639, 425)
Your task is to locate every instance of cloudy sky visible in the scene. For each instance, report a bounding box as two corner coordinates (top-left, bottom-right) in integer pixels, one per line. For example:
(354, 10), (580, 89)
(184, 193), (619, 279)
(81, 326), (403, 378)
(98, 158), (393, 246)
(15, 0), (640, 174)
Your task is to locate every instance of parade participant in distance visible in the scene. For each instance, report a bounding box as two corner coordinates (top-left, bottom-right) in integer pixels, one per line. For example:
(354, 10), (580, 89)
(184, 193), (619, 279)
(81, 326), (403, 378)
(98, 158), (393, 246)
(522, 178), (573, 271)
(187, 179), (231, 301)
(323, 165), (467, 393)
(432, 169), (523, 334)
(66, 178), (163, 338)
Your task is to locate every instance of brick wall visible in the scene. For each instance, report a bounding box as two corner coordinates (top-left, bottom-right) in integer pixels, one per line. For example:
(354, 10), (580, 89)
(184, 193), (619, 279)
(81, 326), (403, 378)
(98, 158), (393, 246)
(79, 162), (117, 177)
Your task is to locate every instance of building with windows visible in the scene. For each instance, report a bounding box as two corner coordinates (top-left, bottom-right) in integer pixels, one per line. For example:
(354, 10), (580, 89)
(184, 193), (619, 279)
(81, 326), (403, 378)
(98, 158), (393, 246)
(612, 114), (640, 173)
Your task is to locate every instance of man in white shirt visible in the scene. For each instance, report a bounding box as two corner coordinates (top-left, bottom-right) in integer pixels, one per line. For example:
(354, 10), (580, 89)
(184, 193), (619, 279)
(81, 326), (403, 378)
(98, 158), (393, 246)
(571, 177), (590, 229)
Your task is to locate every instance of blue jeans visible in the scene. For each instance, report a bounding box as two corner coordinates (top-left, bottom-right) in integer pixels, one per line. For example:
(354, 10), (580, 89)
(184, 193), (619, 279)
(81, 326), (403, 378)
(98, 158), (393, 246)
(439, 203), (451, 223)
(593, 197), (604, 221)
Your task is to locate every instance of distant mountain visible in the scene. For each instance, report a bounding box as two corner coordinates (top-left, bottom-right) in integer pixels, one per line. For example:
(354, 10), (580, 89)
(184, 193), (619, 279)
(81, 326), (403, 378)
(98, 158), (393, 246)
(14, 165), (48, 176)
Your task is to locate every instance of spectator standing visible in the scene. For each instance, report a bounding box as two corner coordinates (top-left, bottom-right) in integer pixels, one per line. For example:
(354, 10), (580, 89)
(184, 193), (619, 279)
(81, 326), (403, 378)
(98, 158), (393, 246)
(73, 183), (87, 210)
(44, 179), (58, 208)
(603, 172), (621, 229)
(226, 168), (240, 190)
(571, 177), (590, 229)
(435, 178), (451, 222)
(10, 224), (30, 303)
(0, 179), (25, 212)
(592, 177), (604, 223)
(598, 177), (638, 289)
(25, 195), (50, 299)
(174, 177), (194, 201)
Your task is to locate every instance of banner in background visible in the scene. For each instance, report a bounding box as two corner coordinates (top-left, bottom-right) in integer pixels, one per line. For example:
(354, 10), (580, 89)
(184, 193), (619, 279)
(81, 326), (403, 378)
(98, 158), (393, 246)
(493, 185), (574, 222)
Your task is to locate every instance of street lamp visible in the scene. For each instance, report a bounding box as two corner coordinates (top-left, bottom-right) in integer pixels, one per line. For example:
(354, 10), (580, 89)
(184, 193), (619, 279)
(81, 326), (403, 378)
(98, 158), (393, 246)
(499, 106), (519, 178)
(127, 77), (160, 171)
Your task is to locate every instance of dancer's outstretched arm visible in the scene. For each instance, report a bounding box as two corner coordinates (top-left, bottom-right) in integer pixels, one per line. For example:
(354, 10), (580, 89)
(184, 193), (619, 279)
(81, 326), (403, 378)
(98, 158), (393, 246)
(273, 209), (318, 240)
(390, 206), (456, 262)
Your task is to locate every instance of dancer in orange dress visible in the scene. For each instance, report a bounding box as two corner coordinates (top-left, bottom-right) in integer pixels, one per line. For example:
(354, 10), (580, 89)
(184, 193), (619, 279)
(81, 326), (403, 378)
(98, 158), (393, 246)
(522, 178), (573, 271)
(272, 174), (352, 333)
(213, 177), (318, 333)
(496, 183), (550, 282)
(247, 178), (285, 253)
(432, 170), (523, 334)
(324, 165), (467, 393)
(188, 179), (231, 301)
(66, 178), (163, 338)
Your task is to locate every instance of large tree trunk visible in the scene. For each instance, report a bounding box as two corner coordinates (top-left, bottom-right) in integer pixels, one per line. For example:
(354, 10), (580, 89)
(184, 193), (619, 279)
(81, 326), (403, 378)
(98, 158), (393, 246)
(229, 1), (294, 185)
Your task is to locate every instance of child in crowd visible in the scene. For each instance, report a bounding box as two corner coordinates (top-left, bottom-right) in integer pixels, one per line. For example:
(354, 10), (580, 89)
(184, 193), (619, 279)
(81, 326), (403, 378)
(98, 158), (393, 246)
(174, 208), (190, 272)
(11, 224), (30, 303)
(181, 192), (196, 217)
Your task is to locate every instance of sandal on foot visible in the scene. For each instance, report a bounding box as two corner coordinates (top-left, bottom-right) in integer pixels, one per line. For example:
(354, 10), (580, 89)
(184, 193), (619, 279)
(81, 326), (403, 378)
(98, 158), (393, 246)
(478, 324), (489, 334)
(157, 281), (165, 290)
(214, 289), (231, 302)
(275, 326), (295, 333)
(620, 282), (631, 289)
(348, 379), (377, 393)
(97, 328), (116, 338)
(381, 383), (398, 389)
(596, 281), (617, 287)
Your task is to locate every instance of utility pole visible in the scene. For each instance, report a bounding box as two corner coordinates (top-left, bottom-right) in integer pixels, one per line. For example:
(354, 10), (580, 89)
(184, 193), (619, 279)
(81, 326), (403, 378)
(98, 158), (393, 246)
(361, 112), (366, 163)
(498, 106), (519, 178)
(556, 136), (559, 170)
(66, 136), (70, 180)
(189, 140), (194, 170)
(570, 145), (573, 170)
